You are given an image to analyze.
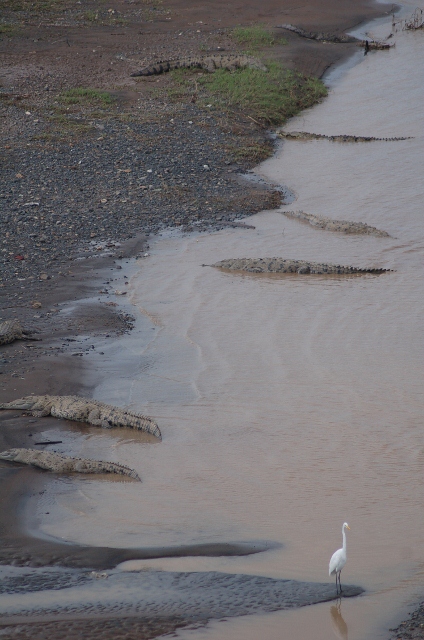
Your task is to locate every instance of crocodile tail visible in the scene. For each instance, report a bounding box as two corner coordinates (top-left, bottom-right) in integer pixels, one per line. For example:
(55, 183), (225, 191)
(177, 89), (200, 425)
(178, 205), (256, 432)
(152, 426), (162, 440)
(115, 464), (141, 481)
(145, 420), (162, 440)
(98, 461), (141, 481)
(131, 61), (173, 77)
(124, 467), (141, 481)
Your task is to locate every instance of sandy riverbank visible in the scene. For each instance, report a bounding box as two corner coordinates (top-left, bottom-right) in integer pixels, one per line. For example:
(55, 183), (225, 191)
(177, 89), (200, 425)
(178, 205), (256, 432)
(3, 0), (422, 637)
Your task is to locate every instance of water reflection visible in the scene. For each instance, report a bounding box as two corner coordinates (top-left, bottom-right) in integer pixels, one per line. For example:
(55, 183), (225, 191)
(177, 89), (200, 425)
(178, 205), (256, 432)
(330, 600), (348, 640)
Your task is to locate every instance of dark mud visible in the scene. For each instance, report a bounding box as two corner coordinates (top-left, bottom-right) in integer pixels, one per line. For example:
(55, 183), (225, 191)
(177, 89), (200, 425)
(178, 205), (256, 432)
(0, 567), (364, 639)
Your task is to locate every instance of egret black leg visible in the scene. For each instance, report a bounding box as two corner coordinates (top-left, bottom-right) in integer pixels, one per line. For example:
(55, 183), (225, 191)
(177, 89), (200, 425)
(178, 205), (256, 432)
(339, 574), (343, 593)
(335, 573), (339, 594)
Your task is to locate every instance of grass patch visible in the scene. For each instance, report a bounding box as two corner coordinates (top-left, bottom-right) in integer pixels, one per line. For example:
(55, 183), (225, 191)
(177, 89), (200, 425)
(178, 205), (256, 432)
(79, 10), (128, 25)
(231, 25), (275, 48)
(108, 15), (127, 25)
(59, 88), (114, 106)
(170, 68), (194, 84)
(47, 114), (91, 128)
(164, 68), (197, 101)
(42, 115), (95, 141)
(0, 23), (21, 37)
(199, 62), (327, 126)
(227, 142), (273, 163)
(139, 0), (163, 5)
(83, 10), (98, 21)
(2, 0), (64, 12)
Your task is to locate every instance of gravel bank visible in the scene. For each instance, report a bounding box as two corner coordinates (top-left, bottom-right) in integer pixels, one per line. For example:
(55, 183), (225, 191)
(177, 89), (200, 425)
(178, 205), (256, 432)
(391, 604), (424, 640)
(1, 101), (281, 298)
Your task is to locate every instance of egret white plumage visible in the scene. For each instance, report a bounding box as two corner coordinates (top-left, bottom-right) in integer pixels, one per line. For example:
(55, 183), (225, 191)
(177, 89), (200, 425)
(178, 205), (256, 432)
(329, 522), (350, 594)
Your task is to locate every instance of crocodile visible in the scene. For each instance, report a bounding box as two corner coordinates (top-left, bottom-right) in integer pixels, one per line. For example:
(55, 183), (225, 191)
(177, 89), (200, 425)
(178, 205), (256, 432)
(278, 131), (411, 142)
(282, 211), (391, 237)
(358, 40), (394, 50)
(131, 54), (267, 77)
(0, 319), (36, 346)
(279, 25), (395, 50)
(211, 258), (390, 275)
(0, 395), (161, 439)
(279, 24), (356, 43)
(0, 448), (140, 480)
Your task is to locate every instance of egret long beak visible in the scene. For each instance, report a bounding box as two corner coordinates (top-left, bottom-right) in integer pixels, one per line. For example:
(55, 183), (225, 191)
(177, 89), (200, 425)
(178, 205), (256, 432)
(346, 525), (351, 530)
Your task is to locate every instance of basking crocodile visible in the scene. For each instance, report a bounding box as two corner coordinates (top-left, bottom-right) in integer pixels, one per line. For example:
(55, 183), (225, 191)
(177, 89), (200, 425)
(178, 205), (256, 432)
(278, 131), (411, 142)
(0, 395), (161, 439)
(280, 25), (394, 50)
(0, 448), (140, 480)
(211, 258), (390, 275)
(0, 319), (36, 346)
(279, 24), (356, 43)
(131, 54), (267, 77)
(282, 211), (390, 237)
(358, 40), (394, 50)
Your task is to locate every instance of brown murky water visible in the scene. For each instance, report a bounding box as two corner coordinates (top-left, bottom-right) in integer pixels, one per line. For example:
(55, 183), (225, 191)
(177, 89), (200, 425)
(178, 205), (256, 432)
(26, 7), (424, 639)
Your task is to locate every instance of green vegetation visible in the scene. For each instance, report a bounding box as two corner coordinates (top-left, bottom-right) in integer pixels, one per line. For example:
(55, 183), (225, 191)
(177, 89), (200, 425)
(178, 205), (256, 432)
(2, 0), (64, 12)
(37, 117), (94, 142)
(80, 9), (127, 25)
(164, 62), (327, 126)
(198, 62), (327, 126)
(83, 10), (98, 21)
(59, 88), (114, 105)
(42, 88), (122, 140)
(139, 0), (163, 5)
(47, 113), (92, 129)
(0, 23), (20, 36)
(231, 25), (275, 48)
(228, 142), (273, 163)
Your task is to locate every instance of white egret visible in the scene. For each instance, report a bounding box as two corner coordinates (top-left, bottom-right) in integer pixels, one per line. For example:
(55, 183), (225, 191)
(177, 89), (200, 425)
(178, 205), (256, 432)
(329, 522), (350, 594)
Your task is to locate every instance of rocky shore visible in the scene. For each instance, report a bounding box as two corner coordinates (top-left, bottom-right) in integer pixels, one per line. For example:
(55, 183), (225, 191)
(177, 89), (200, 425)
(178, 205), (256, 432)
(391, 604), (424, 640)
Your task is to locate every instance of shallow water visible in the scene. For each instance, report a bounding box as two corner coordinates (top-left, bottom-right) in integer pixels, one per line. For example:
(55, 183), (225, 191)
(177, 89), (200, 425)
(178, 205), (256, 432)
(32, 7), (424, 639)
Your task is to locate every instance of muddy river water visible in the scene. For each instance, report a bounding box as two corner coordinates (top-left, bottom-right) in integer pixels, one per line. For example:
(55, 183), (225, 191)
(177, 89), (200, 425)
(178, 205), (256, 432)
(32, 5), (424, 639)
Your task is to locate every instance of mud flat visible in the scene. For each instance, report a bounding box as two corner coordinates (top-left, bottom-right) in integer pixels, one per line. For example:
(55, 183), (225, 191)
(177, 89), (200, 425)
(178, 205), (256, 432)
(0, 567), (363, 638)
